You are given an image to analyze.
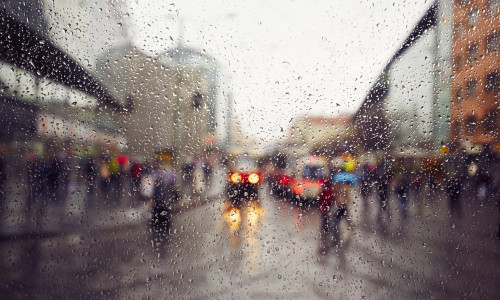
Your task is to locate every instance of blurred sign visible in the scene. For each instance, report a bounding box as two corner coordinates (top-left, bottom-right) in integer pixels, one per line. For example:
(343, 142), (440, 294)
(156, 151), (173, 163)
(440, 145), (449, 155)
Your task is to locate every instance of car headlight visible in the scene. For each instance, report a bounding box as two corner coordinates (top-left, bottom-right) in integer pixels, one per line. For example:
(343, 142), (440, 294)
(248, 173), (260, 184)
(230, 172), (242, 183)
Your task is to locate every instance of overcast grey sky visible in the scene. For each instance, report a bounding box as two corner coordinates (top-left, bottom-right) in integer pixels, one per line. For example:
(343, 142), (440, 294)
(126, 0), (434, 146)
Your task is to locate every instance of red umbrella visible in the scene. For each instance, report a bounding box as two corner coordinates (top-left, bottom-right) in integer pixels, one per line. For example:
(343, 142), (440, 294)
(117, 155), (129, 165)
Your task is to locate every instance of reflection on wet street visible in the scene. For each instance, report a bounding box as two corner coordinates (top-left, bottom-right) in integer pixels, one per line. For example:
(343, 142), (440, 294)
(219, 199), (266, 276)
(0, 0), (499, 298)
(1, 183), (499, 299)
(221, 200), (265, 253)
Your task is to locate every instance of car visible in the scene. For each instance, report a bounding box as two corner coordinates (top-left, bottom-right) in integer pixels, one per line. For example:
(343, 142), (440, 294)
(226, 155), (262, 205)
(287, 155), (332, 205)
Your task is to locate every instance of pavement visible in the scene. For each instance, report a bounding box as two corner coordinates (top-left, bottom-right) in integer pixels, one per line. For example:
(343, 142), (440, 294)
(1, 176), (499, 299)
(0, 165), (227, 240)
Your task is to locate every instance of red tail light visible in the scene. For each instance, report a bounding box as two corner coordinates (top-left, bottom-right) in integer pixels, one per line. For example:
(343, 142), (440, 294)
(279, 175), (290, 185)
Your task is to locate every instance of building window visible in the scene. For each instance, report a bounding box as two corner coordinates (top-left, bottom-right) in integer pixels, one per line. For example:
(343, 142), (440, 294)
(454, 56), (462, 72)
(486, 32), (499, 53)
(467, 43), (478, 62)
(465, 115), (478, 134)
(455, 88), (464, 102)
(466, 79), (477, 98)
(485, 71), (499, 92)
(455, 87), (463, 102)
(482, 110), (498, 134)
(468, 7), (480, 28)
(454, 22), (464, 40)
(487, 0), (500, 14)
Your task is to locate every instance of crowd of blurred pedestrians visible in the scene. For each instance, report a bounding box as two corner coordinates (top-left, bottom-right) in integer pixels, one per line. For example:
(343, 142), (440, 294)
(353, 144), (500, 220)
(281, 143), (500, 254)
(0, 144), (223, 232)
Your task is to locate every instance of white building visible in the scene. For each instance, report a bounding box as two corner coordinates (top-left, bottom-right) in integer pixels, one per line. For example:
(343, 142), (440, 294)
(96, 44), (223, 167)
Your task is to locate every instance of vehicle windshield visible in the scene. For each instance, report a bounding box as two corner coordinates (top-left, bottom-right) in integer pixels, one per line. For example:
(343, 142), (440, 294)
(0, 1), (498, 299)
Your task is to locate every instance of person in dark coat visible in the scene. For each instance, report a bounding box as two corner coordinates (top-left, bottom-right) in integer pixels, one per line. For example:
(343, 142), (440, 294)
(444, 149), (466, 216)
(150, 164), (179, 235)
(376, 156), (394, 217)
(395, 172), (411, 219)
(85, 157), (97, 210)
(26, 153), (45, 226)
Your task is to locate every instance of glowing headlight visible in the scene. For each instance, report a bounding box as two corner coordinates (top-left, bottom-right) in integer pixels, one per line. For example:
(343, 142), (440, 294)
(230, 172), (242, 183)
(248, 173), (260, 184)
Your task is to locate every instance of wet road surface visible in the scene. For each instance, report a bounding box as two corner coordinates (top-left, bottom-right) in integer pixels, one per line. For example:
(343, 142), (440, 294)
(1, 185), (499, 299)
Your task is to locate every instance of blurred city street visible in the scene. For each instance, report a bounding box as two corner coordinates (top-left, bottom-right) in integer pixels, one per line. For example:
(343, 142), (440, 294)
(1, 181), (499, 299)
(0, 0), (499, 298)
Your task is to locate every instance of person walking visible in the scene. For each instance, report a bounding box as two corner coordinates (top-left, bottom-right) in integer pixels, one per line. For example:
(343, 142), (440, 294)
(84, 157), (97, 211)
(444, 148), (466, 217)
(395, 172), (410, 219)
(376, 157), (393, 214)
(26, 153), (44, 227)
(150, 162), (179, 237)
(318, 179), (334, 254)
(109, 156), (121, 206)
(0, 150), (7, 217)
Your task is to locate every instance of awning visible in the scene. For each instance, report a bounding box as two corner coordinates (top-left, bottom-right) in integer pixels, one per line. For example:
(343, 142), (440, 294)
(0, 9), (120, 110)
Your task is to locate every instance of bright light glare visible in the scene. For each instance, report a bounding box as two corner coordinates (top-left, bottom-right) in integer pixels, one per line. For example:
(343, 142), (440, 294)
(230, 172), (242, 183)
(293, 185), (304, 195)
(248, 173), (260, 184)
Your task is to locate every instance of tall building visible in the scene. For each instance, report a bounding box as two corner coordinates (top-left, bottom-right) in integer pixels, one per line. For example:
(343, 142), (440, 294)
(157, 46), (221, 165)
(451, 0), (499, 147)
(287, 115), (354, 156)
(96, 44), (222, 169)
(352, 3), (438, 153)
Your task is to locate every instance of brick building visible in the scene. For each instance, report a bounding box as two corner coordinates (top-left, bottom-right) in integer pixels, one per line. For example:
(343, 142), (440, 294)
(451, 0), (499, 147)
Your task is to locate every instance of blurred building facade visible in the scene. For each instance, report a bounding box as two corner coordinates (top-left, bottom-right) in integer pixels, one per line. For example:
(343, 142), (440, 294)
(353, 1), (457, 154)
(383, 23), (436, 152)
(97, 44), (220, 167)
(286, 115), (354, 156)
(1, 0), (130, 157)
(0, 6), (126, 224)
(0, 7), (125, 160)
(157, 46), (220, 165)
(354, 0), (499, 154)
(450, 0), (499, 148)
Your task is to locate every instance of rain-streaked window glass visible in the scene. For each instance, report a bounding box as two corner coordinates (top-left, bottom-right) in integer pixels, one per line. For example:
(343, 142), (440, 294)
(465, 115), (478, 134)
(466, 78), (478, 97)
(467, 6), (480, 28)
(487, 0), (500, 14)
(483, 109), (498, 133)
(467, 42), (479, 62)
(302, 165), (325, 180)
(234, 156), (258, 171)
(486, 31), (499, 53)
(1, 1), (499, 299)
(455, 21), (464, 39)
(454, 55), (462, 71)
(485, 70), (500, 92)
(454, 86), (464, 102)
